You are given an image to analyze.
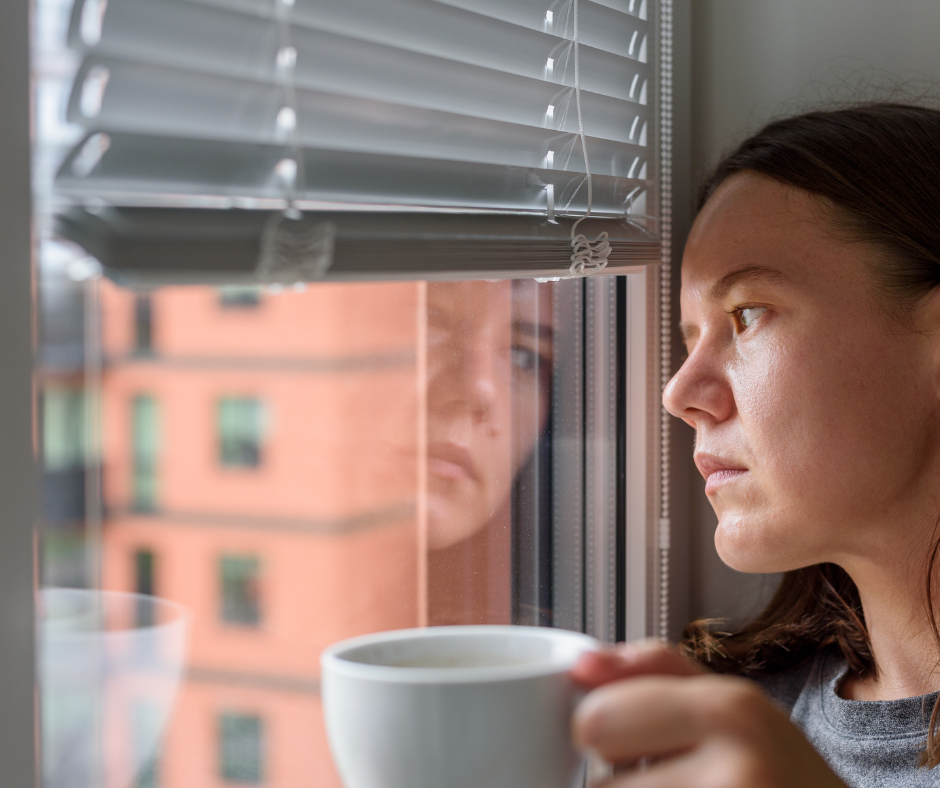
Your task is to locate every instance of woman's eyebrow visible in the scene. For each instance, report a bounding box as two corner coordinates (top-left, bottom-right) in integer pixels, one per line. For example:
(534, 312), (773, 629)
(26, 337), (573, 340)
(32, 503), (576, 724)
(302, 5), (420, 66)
(708, 265), (789, 301)
(513, 320), (554, 341)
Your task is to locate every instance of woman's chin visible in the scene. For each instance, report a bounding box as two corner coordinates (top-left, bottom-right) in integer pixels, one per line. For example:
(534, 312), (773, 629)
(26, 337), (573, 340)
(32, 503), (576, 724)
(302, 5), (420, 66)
(713, 514), (804, 574)
(426, 498), (487, 550)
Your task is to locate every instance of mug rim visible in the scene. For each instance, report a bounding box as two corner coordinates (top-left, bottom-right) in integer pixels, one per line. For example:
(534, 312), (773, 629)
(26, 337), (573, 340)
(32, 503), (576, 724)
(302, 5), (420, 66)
(321, 625), (599, 684)
(39, 587), (192, 637)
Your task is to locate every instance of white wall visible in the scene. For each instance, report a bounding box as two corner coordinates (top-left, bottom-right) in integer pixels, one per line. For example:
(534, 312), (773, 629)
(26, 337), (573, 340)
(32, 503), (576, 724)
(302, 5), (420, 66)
(680, 0), (940, 625)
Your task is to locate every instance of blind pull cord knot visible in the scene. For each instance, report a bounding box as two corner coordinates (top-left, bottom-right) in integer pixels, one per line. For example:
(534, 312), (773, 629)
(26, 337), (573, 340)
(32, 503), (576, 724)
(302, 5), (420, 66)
(568, 0), (611, 277)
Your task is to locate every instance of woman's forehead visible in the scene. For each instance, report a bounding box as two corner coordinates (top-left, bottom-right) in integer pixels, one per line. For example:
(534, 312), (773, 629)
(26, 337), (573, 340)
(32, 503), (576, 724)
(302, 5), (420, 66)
(681, 173), (856, 303)
(426, 280), (552, 326)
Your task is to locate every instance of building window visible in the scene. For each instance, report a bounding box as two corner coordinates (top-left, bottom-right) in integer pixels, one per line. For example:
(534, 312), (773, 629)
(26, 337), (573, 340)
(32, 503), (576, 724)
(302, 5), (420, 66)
(220, 555), (261, 626)
(134, 549), (156, 627)
(217, 397), (265, 468)
(42, 386), (86, 471)
(218, 712), (264, 784)
(219, 286), (262, 309)
(131, 395), (159, 511)
(133, 700), (161, 788)
(134, 294), (154, 354)
(40, 385), (88, 525)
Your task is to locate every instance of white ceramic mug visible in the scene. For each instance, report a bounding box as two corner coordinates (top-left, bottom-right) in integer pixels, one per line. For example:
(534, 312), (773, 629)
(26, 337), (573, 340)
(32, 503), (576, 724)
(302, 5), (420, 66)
(321, 625), (598, 788)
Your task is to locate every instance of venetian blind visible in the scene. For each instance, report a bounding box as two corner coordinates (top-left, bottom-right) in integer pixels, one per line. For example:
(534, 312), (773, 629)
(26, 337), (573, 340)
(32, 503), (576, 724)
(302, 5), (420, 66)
(54, 0), (659, 283)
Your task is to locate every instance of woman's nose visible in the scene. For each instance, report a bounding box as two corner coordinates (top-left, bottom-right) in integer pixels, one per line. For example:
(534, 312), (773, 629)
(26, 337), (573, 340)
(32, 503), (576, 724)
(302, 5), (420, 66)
(662, 345), (735, 428)
(428, 335), (501, 420)
(460, 341), (499, 418)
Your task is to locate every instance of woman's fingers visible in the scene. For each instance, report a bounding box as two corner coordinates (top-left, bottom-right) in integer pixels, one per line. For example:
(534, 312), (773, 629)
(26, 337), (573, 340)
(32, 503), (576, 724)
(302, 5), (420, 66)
(574, 673), (848, 788)
(595, 740), (760, 788)
(571, 640), (704, 690)
(573, 674), (770, 763)
(594, 740), (788, 788)
(594, 735), (846, 788)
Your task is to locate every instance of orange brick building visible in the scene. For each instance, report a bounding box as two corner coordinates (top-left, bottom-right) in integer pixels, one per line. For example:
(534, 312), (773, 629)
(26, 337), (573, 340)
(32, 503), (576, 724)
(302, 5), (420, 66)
(78, 275), (537, 787)
(99, 280), (423, 787)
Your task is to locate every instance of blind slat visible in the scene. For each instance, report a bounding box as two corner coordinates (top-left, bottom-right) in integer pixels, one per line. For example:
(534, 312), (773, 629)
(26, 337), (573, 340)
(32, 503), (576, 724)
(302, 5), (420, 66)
(55, 206), (659, 283)
(72, 0), (646, 102)
(128, 0), (648, 59)
(57, 132), (648, 216)
(70, 60), (646, 170)
(72, 53), (646, 144)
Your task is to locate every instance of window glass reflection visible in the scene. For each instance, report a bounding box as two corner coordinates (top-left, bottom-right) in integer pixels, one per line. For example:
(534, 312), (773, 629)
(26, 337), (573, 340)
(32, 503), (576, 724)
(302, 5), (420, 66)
(41, 277), (568, 787)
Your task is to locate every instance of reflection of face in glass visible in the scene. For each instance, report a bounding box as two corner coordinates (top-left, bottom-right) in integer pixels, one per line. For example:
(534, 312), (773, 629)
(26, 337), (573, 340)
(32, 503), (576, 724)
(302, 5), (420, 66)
(425, 280), (553, 550)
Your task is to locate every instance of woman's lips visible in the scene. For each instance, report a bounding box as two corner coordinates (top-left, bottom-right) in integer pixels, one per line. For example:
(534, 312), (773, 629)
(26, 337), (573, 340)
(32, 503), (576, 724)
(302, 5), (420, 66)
(427, 442), (478, 482)
(694, 453), (748, 494)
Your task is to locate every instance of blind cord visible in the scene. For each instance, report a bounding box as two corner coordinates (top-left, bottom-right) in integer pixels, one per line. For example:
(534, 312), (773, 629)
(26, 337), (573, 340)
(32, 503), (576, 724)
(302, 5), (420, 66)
(569, 0), (611, 277)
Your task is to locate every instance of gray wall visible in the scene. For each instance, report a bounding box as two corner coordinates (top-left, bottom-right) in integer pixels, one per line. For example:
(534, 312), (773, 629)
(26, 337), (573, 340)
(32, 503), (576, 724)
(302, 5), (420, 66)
(678, 0), (940, 625)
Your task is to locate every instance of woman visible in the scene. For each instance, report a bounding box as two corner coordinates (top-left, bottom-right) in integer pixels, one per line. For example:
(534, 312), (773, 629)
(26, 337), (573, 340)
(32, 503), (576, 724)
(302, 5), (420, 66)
(425, 279), (555, 625)
(572, 104), (940, 787)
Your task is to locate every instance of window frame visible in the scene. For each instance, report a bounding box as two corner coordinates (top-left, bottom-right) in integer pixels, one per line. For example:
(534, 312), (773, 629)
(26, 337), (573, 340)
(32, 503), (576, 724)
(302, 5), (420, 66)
(0, 0), (39, 783)
(12, 1), (681, 786)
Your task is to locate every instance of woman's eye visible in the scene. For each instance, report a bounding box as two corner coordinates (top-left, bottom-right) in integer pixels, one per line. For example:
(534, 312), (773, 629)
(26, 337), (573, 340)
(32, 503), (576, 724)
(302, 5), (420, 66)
(510, 346), (538, 372)
(736, 306), (767, 331)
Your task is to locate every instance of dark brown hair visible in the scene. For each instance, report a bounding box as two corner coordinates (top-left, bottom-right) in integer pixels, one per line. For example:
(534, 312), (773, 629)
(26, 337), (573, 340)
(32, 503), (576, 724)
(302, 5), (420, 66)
(679, 103), (940, 767)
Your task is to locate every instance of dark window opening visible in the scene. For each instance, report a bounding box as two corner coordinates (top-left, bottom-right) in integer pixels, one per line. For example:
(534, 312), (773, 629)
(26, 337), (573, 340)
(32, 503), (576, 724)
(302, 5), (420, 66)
(219, 713), (264, 784)
(217, 397), (264, 468)
(220, 555), (261, 626)
(134, 294), (153, 354)
(135, 549), (156, 627)
(132, 395), (158, 512)
(219, 286), (262, 309)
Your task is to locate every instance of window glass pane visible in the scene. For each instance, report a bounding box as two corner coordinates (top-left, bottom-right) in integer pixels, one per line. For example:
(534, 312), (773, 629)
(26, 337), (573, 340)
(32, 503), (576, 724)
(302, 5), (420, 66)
(217, 398), (265, 468)
(220, 555), (262, 626)
(135, 549), (157, 626)
(219, 287), (263, 309)
(135, 295), (154, 355)
(40, 276), (600, 786)
(132, 395), (159, 512)
(134, 700), (162, 788)
(218, 713), (264, 784)
(33, 1), (647, 785)
(42, 386), (85, 472)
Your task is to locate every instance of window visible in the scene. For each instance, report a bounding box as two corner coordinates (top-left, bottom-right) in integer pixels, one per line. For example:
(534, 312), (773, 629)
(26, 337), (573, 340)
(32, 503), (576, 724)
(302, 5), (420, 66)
(219, 286), (263, 309)
(133, 701), (162, 788)
(131, 395), (159, 511)
(40, 385), (87, 526)
(42, 386), (86, 473)
(219, 713), (264, 785)
(134, 294), (154, 354)
(29, 0), (672, 786)
(135, 549), (156, 626)
(220, 555), (261, 626)
(217, 398), (265, 468)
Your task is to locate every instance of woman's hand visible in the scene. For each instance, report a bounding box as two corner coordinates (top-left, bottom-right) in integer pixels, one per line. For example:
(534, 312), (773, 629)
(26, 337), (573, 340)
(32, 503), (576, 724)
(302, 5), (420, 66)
(570, 641), (847, 788)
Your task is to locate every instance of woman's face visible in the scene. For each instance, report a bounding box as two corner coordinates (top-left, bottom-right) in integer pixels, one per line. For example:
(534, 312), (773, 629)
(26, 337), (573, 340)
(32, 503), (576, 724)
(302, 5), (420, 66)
(663, 173), (940, 574)
(425, 280), (553, 550)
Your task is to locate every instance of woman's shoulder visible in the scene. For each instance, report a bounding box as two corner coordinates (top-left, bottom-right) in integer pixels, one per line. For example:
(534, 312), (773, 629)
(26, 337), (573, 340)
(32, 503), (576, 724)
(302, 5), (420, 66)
(752, 653), (826, 714)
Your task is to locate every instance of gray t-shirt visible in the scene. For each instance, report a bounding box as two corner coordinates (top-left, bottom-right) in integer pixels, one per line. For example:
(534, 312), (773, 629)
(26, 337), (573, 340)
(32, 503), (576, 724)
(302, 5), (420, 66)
(758, 651), (940, 787)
